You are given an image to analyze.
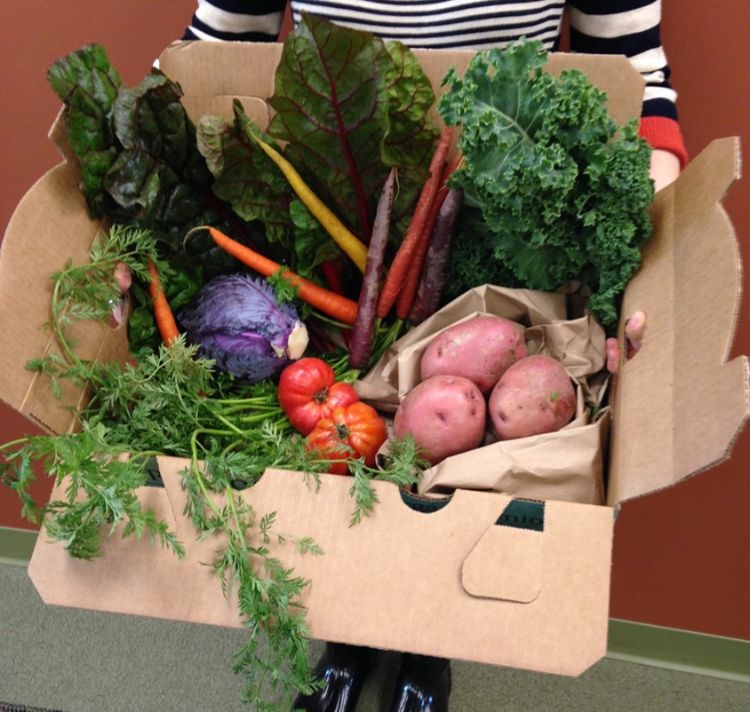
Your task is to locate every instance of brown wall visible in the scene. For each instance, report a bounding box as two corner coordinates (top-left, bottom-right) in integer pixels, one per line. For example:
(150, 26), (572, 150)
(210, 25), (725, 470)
(1, 1), (748, 640)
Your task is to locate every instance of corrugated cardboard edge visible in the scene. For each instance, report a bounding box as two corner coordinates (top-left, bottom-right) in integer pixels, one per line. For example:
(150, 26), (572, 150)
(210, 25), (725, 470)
(28, 459), (614, 676)
(609, 137), (749, 506)
(158, 41), (646, 128)
(0, 110), (130, 435)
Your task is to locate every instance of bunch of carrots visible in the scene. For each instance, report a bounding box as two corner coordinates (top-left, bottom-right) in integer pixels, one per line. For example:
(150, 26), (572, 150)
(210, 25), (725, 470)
(146, 128), (464, 370)
(347, 128), (463, 367)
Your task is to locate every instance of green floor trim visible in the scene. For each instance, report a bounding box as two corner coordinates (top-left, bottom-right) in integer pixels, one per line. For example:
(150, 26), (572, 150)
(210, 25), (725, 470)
(607, 619), (750, 683)
(2, 527), (747, 682)
(0, 526), (38, 566)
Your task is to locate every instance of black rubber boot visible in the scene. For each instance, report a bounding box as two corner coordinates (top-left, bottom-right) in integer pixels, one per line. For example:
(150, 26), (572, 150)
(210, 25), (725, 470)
(292, 642), (376, 712)
(388, 654), (452, 712)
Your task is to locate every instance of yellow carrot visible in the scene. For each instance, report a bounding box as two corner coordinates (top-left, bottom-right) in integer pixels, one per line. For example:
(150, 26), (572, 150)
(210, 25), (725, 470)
(252, 135), (369, 273)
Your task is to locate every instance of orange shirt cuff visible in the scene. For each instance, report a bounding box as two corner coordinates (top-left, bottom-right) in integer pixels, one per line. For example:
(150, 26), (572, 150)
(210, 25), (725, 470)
(639, 116), (689, 169)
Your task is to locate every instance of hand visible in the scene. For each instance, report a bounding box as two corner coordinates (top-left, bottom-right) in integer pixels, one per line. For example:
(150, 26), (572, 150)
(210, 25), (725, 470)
(603, 152), (676, 372)
(606, 310), (646, 374)
(650, 149), (681, 193)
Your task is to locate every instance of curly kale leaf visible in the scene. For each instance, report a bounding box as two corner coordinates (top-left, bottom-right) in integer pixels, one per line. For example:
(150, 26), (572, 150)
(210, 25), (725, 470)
(439, 41), (654, 327)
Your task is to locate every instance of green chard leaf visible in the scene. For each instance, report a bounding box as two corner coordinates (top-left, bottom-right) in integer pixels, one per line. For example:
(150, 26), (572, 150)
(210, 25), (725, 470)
(439, 41), (654, 328)
(48, 43), (122, 109)
(381, 40), (440, 232)
(196, 104), (295, 249)
(381, 41), (439, 170)
(267, 13), (390, 241)
(289, 198), (340, 279)
(48, 44), (257, 270)
(47, 44), (123, 217)
(105, 72), (214, 229)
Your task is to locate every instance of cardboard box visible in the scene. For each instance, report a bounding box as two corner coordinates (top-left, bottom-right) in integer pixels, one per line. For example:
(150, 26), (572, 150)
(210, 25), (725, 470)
(1, 42), (748, 678)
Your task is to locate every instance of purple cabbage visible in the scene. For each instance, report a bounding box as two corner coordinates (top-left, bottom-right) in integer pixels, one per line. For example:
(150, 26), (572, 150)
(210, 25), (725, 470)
(178, 274), (308, 382)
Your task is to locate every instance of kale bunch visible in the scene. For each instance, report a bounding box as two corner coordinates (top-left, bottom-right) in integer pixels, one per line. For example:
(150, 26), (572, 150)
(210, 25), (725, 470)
(439, 41), (654, 327)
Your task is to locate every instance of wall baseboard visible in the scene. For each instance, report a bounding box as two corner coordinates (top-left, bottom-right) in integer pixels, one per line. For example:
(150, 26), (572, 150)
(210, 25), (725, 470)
(607, 619), (749, 683)
(2, 526), (748, 682)
(0, 525), (37, 566)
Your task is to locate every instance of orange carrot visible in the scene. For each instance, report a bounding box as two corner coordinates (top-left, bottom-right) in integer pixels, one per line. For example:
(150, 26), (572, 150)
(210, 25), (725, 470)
(376, 127), (453, 319)
(147, 260), (180, 346)
(206, 226), (359, 325)
(395, 185), (448, 320)
(395, 156), (461, 320)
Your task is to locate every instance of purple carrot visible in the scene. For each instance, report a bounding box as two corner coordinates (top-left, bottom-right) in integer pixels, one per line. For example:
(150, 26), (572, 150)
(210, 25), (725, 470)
(348, 168), (397, 369)
(408, 188), (464, 325)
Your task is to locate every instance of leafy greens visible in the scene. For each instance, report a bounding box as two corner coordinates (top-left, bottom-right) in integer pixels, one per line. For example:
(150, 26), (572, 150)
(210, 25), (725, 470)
(46, 42), (264, 330)
(439, 41), (654, 327)
(196, 13), (438, 280)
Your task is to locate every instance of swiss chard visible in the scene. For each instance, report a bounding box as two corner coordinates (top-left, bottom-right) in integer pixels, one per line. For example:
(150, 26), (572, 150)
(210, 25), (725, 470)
(269, 13), (387, 241)
(47, 44), (123, 217)
(47, 44), (261, 282)
(197, 107), (295, 252)
(267, 14), (437, 243)
(193, 16), (438, 289)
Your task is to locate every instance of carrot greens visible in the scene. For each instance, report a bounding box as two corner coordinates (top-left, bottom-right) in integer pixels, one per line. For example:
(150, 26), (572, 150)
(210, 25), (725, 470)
(0, 224), (425, 711)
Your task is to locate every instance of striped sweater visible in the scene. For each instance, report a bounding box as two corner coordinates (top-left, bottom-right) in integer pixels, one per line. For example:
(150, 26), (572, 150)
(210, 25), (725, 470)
(181, 0), (686, 165)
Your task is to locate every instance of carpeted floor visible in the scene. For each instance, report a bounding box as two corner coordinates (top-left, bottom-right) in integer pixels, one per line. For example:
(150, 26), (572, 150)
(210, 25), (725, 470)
(1, 564), (748, 712)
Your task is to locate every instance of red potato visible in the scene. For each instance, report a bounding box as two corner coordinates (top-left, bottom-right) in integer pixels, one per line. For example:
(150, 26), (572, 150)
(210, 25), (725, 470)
(393, 375), (486, 464)
(489, 354), (576, 440)
(420, 315), (527, 393)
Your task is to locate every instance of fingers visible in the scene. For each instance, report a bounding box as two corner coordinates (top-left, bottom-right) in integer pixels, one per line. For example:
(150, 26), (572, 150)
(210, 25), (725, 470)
(110, 262), (133, 328)
(606, 311), (647, 373)
(624, 310), (646, 358)
(649, 149), (681, 193)
(114, 262), (133, 293)
(606, 337), (621, 374)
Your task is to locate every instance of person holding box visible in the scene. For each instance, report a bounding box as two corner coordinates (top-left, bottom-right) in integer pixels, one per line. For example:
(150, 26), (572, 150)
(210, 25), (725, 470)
(174, 2), (685, 710)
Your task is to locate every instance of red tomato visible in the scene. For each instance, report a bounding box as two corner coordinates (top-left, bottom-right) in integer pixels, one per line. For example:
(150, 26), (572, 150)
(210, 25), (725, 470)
(278, 357), (359, 435)
(306, 402), (388, 475)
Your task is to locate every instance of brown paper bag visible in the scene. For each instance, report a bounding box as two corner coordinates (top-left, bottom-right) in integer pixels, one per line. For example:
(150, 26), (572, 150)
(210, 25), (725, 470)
(355, 285), (610, 505)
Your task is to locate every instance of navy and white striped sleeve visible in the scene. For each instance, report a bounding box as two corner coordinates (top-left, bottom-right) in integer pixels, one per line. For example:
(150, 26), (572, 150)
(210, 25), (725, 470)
(181, 0), (287, 42)
(568, 0), (687, 166)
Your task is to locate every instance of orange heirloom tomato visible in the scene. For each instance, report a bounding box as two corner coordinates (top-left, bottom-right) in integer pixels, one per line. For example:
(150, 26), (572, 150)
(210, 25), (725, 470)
(278, 357), (359, 435)
(306, 402), (388, 475)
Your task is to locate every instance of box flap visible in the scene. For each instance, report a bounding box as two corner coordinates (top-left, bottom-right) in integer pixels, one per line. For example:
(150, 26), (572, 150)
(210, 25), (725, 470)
(0, 161), (130, 435)
(462, 522), (542, 603)
(29, 459), (615, 677)
(158, 41), (645, 128)
(609, 138), (750, 505)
